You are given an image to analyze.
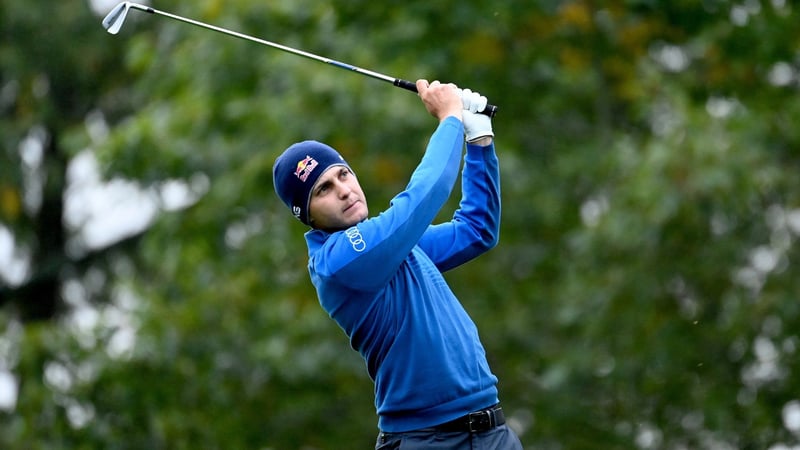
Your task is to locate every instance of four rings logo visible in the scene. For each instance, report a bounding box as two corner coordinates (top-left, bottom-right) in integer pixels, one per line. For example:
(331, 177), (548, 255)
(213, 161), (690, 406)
(344, 226), (366, 252)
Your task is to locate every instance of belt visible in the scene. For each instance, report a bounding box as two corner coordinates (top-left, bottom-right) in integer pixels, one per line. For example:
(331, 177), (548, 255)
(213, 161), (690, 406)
(433, 404), (505, 433)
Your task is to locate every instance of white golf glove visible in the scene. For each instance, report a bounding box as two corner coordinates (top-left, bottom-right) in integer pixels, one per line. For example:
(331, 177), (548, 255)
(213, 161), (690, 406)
(458, 88), (494, 143)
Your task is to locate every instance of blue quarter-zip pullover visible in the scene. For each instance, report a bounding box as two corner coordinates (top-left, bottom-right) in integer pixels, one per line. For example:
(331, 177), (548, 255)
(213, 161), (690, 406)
(305, 116), (501, 432)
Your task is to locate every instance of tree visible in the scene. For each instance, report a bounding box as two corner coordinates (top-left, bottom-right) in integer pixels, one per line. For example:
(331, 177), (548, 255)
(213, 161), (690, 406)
(0, 0), (151, 322)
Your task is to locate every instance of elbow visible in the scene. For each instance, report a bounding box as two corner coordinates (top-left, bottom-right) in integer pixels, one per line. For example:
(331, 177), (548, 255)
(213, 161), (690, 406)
(487, 230), (500, 250)
(465, 213), (500, 252)
(479, 225), (500, 251)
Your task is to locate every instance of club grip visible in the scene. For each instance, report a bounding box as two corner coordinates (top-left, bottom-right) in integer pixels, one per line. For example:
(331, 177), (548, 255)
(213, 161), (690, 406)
(394, 79), (498, 118)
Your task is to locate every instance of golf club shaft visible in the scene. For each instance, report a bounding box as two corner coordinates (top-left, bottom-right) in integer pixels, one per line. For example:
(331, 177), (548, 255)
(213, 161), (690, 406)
(112, 3), (498, 117)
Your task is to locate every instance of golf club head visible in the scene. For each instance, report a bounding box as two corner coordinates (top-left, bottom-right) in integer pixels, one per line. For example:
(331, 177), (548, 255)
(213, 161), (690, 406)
(102, 2), (131, 35)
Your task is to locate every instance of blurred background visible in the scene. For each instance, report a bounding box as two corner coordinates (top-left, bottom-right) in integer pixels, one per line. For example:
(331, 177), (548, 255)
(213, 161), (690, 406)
(2, 0), (800, 448)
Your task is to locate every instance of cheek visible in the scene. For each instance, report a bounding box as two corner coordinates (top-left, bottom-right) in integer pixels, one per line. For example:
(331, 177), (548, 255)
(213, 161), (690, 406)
(308, 198), (325, 220)
(311, 198), (336, 218)
(353, 183), (365, 198)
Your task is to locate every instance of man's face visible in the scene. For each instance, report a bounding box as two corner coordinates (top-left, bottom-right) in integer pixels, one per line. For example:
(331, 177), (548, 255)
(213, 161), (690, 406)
(308, 165), (368, 231)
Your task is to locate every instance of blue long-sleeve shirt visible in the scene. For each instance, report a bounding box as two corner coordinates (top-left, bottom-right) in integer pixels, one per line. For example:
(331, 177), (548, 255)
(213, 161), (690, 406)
(305, 116), (501, 432)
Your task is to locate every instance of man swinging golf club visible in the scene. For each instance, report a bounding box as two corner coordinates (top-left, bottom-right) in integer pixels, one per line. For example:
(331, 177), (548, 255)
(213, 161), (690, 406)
(103, 3), (512, 445)
(273, 80), (521, 449)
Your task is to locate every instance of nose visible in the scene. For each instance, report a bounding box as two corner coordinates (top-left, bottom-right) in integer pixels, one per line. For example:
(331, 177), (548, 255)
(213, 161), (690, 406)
(334, 179), (352, 198)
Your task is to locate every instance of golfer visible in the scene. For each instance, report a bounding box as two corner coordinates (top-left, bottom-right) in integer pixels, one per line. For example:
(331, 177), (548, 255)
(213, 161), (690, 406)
(273, 80), (522, 449)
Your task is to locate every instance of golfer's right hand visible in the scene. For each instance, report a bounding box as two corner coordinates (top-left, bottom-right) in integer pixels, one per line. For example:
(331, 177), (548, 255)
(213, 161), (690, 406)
(417, 79), (463, 122)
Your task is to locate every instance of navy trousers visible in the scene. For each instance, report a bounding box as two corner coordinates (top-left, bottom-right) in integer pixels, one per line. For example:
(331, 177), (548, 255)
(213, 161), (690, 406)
(375, 424), (523, 450)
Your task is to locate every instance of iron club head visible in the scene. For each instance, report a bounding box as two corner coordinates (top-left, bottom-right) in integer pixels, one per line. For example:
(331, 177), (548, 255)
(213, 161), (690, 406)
(102, 2), (132, 35)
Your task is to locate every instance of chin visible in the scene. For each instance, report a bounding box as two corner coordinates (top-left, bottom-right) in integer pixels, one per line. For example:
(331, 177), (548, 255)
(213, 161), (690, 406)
(347, 205), (367, 221)
(343, 216), (364, 228)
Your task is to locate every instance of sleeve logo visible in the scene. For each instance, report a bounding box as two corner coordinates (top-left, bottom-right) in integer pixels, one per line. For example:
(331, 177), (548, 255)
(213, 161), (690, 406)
(344, 226), (366, 252)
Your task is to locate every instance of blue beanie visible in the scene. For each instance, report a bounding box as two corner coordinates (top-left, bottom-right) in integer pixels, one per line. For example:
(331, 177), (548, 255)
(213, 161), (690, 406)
(273, 140), (352, 225)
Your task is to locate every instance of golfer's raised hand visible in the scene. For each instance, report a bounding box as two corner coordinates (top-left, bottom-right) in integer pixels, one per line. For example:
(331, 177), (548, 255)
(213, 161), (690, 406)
(459, 89), (494, 144)
(416, 79), (463, 122)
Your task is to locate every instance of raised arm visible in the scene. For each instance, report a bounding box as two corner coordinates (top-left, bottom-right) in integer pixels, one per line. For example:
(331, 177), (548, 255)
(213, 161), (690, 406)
(417, 90), (499, 270)
(418, 139), (500, 272)
(307, 81), (467, 292)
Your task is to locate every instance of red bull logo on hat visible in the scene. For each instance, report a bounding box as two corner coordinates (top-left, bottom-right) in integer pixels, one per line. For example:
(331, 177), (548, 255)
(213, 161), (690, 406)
(294, 156), (319, 182)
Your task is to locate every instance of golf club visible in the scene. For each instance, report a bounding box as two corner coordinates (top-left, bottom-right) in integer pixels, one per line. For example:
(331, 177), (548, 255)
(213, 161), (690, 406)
(102, 2), (498, 117)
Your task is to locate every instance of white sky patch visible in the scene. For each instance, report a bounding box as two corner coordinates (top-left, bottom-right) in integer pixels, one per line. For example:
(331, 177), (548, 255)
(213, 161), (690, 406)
(64, 151), (158, 249)
(0, 371), (18, 411)
(0, 226), (30, 287)
(784, 400), (800, 434)
(580, 194), (609, 228)
(650, 43), (689, 73)
(767, 62), (796, 87)
(102, 297), (138, 360)
(788, 209), (800, 235)
(80, 181), (157, 249)
(64, 150), (158, 252)
(730, 0), (761, 27)
(19, 126), (46, 216)
(159, 174), (209, 211)
(64, 149), (206, 253)
(706, 97), (738, 119)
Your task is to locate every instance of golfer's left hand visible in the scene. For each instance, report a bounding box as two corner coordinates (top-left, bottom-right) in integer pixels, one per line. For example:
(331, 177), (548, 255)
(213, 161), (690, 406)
(459, 89), (493, 143)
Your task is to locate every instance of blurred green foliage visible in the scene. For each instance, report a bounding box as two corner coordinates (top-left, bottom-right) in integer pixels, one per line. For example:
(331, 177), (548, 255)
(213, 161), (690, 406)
(2, 0), (800, 448)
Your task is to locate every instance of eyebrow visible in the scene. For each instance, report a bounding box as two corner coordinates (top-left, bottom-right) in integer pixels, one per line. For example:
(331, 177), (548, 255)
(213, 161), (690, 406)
(314, 167), (349, 195)
(314, 179), (332, 195)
